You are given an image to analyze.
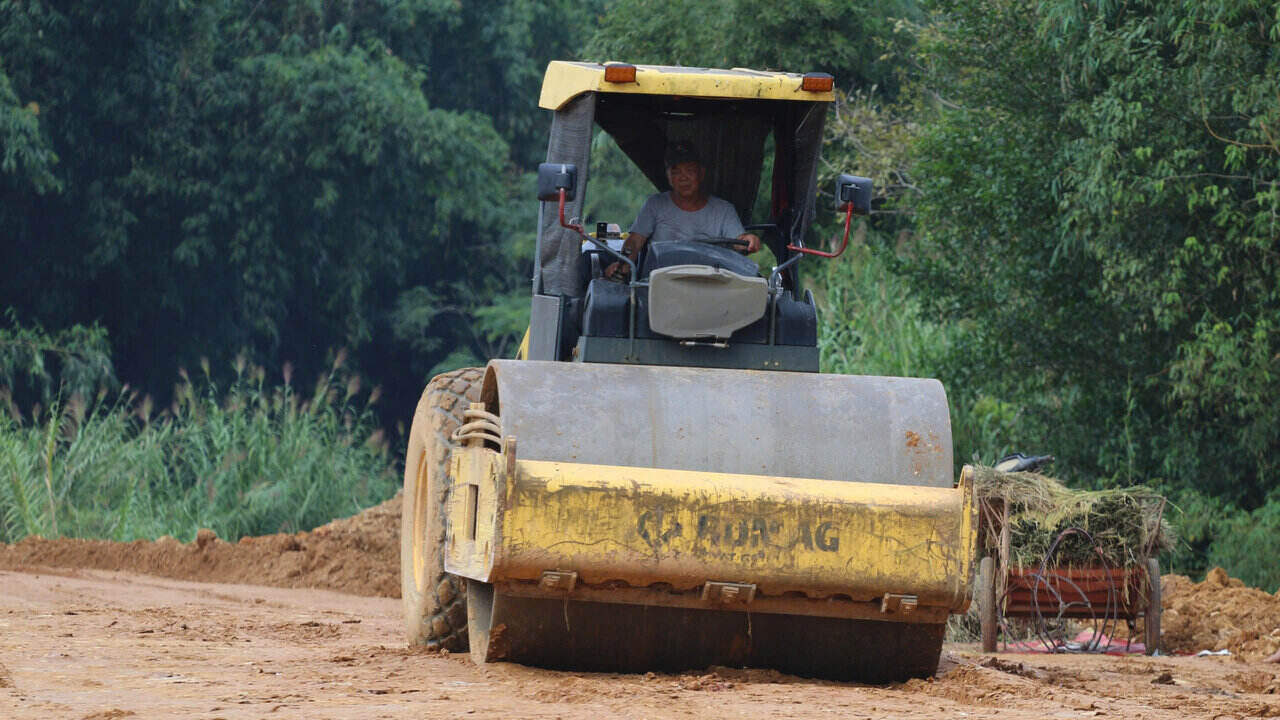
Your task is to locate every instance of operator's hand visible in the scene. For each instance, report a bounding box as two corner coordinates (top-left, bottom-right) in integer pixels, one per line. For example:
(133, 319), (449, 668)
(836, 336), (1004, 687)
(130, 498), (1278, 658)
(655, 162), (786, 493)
(605, 260), (631, 280)
(738, 233), (762, 254)
(604, 232), (645, 279)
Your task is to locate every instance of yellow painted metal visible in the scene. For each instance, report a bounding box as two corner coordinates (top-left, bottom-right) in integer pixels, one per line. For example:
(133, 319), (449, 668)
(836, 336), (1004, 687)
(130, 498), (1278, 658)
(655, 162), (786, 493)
(538, 61), (836, 110)
(515, 327), (529, 360)
(445, 445), (977, 618)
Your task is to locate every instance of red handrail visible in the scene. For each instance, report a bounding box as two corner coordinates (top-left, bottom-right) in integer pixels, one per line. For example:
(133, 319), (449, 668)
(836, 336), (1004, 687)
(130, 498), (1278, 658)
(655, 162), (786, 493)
(787, 202), (853, 259)
(557, 189), (583, 235)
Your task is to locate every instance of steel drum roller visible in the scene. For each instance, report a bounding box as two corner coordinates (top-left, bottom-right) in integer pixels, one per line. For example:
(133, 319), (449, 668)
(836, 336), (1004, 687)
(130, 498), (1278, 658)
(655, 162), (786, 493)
(479, 359), (954, 488)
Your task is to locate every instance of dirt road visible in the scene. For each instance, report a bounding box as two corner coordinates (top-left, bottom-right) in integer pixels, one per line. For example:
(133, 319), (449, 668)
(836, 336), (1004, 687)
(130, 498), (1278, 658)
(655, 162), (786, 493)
(2, 567), (1277, 720)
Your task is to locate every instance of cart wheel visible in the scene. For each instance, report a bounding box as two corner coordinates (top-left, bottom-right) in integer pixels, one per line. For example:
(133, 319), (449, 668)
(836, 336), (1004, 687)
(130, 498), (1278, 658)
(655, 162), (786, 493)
(1144, 558), (1161, 655)
(979, 556), (998, 652)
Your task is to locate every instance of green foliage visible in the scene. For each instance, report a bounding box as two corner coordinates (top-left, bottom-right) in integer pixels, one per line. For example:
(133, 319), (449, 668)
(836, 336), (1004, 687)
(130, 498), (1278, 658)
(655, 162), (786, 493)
(0, 310), (114, 404)
(0, 355), (398, 544)
(587, 0), (919, 95)
(823, 90), (918, 209)
(1162, 487), (1280, 593)
(903, 0), (1280, 506)
(817, 239), (953, 379)
(0, 0), (570, 427)
(156, 41), (507, 346)
(407, 0), (605, 168)
(1203, 499), (1280, 593)
(890, 0), (1280, 585)
(586, 130), (656, 226)
(0, 62), (59, 194)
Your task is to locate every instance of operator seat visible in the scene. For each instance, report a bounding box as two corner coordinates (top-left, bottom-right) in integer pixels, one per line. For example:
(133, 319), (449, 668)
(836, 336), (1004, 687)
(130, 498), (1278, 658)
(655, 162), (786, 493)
(579, 241), (816, 347)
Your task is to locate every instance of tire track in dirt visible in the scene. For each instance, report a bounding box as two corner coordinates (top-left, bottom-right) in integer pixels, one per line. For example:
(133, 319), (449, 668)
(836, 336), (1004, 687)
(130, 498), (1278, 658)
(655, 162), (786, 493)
(2, 567), (1280, 719)
(5, 501), (1280, 718)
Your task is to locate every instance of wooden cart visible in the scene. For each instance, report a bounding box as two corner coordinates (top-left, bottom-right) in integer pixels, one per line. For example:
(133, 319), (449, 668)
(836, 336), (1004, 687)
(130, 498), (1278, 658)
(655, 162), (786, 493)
(975, 493), (1162, 654)
(976, 555), (1161, 654)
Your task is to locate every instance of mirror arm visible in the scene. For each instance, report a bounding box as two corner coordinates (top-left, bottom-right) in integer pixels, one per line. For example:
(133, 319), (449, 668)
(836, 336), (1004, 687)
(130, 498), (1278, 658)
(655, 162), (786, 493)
(769, 252), (804, 292)
(557, 188), (583, 235)
(785, 202), (854, 259)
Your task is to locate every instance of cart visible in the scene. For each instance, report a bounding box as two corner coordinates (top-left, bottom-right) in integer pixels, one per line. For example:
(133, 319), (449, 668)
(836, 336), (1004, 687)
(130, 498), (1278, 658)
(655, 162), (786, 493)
(976, 497), (1162, 654)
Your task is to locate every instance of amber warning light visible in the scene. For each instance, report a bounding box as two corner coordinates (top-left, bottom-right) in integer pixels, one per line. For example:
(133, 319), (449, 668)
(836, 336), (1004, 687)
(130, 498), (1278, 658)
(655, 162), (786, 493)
(603, 63), (637, 83)
(801, 72), (834, 92)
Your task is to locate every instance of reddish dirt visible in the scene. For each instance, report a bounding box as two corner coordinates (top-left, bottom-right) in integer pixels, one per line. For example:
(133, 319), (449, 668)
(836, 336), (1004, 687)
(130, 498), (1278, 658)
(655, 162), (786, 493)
(3, 568), (1280, 719)
(3, 500), (1280, 718)
(1162, 567), (1280, 661)
(0, 495), (403, 598)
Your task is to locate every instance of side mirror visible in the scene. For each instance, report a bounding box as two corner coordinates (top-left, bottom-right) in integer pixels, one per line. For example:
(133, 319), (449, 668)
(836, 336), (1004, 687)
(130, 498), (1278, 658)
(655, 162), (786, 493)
(789, 174), (872, 259)
(537, 163), (578, 201)
(835, 174), (872, 215)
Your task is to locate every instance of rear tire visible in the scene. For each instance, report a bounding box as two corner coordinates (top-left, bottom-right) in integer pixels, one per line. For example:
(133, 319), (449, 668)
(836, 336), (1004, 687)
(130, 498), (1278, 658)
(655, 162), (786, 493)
(401, 367), (484, 651)
(1144, 558), (1161, 655)
(979, 556), (998, 652)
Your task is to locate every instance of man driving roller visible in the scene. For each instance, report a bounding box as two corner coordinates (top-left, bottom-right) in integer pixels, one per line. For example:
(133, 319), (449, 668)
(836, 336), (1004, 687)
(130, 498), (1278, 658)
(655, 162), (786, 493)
(606, 141), (761, 278)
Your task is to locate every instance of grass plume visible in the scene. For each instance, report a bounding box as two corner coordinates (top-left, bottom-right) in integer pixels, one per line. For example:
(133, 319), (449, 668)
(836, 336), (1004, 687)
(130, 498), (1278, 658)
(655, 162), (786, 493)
(0, 354), (397, 544)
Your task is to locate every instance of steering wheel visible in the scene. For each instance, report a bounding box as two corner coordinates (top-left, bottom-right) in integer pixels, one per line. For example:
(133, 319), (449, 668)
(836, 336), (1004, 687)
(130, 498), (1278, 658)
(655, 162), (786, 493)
(695, 237), (752, 254)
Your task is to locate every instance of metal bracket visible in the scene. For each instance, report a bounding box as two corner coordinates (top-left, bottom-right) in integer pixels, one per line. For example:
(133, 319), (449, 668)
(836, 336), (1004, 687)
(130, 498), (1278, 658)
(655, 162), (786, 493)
(539, 570), (578, 592)
(881, 593), (919, 615)
(504, 436), (517, 481)
(702, 581), (757, 605)
(679, 340), (730, 349)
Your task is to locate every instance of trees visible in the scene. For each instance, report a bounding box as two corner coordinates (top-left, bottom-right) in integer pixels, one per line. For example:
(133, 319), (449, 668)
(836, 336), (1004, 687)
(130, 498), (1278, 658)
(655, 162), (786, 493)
(0, 1), (588, 423)
(587, 0), (917, 97)
(902, 0), (1279, 581)
(0, 64), (59, 196)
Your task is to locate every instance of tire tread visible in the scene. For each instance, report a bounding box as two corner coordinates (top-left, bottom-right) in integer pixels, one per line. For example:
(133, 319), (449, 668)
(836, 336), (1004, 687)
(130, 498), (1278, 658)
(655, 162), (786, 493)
(405, 367), (483, 651)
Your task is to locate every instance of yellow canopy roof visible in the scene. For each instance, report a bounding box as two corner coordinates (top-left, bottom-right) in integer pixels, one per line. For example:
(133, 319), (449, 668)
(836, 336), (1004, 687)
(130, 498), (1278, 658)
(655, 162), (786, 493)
(538, 61), (836, 110)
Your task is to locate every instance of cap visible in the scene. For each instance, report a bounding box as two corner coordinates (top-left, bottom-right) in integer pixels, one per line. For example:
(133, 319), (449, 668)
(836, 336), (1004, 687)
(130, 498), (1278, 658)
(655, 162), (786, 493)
(664, 141), (700, 169)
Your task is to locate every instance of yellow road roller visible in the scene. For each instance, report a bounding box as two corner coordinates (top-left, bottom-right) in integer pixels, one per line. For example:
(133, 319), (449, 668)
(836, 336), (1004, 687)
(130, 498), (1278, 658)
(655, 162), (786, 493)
(401, 61), (977, 682)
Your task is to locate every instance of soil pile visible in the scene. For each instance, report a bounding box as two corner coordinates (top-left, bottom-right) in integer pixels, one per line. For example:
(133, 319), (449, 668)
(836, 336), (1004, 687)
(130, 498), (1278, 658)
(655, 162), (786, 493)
(1160, 567), (1280, 660)
(0, 494), (403, 597)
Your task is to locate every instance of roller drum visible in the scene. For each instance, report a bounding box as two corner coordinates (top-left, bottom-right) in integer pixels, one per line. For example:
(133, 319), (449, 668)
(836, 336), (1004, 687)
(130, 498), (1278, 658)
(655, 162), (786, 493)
(463, 359), (960, 682)
(480, 360), (953, 488)
(468, 582), (946, 682)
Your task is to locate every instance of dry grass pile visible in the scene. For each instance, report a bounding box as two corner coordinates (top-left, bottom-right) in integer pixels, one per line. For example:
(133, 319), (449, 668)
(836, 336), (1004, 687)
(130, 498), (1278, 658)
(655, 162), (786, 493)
(973, 466), (1174, 569)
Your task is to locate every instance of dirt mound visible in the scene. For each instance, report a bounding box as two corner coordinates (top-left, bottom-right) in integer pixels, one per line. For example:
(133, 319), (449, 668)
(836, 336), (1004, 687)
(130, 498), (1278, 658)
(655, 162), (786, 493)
(1160, 567), (1280, 660)
(0, 494), (403, 598)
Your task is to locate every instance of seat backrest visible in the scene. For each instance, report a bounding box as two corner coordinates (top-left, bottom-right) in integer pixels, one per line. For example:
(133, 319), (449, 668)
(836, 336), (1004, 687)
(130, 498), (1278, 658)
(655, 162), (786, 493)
(647, 265), (768, 339)
(640, 241), (758, 279)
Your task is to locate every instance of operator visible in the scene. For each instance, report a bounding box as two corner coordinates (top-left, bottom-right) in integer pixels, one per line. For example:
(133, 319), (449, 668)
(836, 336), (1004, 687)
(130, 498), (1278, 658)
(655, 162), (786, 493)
(606, 141), (760, 279)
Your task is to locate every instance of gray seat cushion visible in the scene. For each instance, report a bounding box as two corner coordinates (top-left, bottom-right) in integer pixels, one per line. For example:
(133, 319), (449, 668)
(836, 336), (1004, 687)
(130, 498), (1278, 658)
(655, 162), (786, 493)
(647, 264), (768, 339)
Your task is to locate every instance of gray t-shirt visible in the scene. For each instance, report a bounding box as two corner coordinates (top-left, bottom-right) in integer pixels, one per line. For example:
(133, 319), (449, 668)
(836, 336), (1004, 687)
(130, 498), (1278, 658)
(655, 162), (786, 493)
(630, 193), (745, 244)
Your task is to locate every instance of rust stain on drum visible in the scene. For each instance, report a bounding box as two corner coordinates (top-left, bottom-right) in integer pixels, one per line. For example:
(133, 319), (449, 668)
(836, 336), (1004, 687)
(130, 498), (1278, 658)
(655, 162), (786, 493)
(905, 430), (922, 448)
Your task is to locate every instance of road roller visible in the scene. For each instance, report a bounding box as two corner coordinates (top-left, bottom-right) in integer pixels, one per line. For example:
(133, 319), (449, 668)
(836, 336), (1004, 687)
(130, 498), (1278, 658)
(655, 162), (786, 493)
(401, 61), (978, 682)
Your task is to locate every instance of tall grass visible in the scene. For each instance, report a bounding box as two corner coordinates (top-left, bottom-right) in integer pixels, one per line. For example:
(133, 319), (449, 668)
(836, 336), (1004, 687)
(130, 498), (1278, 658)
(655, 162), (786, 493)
(0, 353), (399, 544)
(815, 243), (954, 380)
(813, 243), (1029, 468)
